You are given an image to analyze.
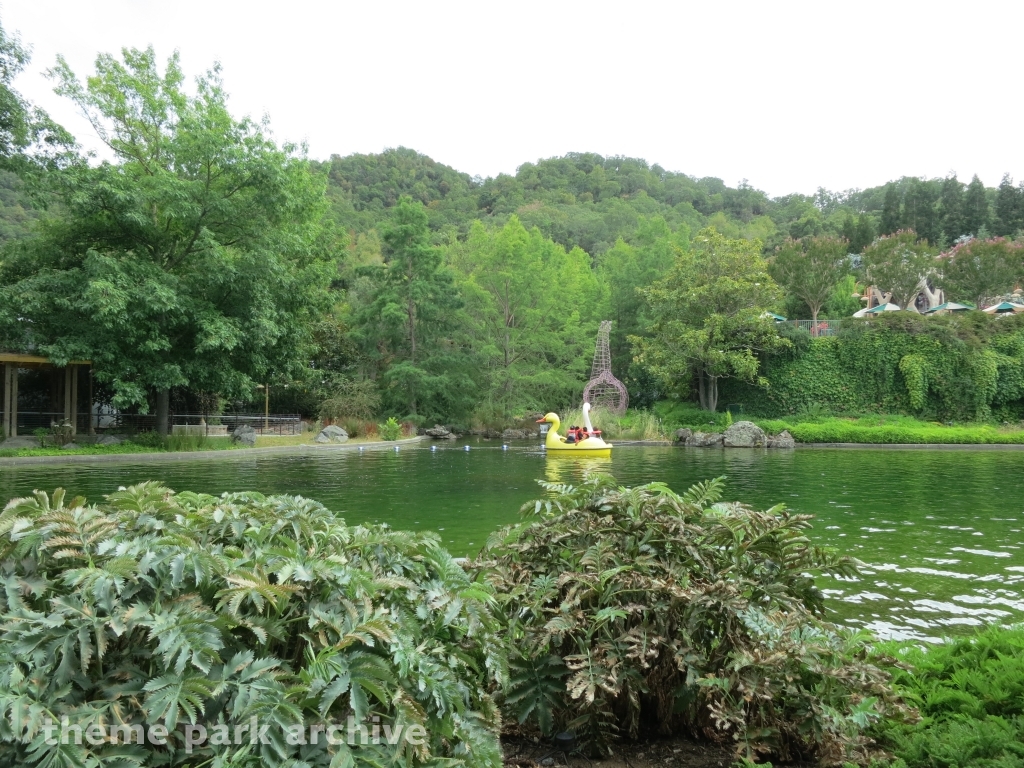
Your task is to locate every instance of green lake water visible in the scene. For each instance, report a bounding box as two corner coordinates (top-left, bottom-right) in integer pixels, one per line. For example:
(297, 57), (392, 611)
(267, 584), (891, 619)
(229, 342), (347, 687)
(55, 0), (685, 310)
(2, 441), (1022, 641)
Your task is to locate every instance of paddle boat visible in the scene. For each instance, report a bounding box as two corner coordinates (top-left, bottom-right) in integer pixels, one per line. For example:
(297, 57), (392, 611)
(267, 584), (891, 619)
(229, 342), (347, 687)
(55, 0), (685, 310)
(536, 403), (613, 456)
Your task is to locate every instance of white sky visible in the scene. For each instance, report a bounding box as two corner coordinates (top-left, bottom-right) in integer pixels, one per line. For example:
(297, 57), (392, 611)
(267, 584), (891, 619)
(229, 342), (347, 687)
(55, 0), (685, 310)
(3, 0), (1022, 197)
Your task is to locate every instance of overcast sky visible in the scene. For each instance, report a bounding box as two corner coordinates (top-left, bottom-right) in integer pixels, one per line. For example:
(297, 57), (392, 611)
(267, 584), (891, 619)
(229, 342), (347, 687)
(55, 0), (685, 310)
(4, 0), (1021, 197)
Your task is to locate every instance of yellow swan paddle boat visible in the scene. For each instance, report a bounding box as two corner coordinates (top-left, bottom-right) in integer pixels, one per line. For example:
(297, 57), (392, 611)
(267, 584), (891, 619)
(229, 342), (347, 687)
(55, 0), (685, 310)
(537, 404), (613, 456)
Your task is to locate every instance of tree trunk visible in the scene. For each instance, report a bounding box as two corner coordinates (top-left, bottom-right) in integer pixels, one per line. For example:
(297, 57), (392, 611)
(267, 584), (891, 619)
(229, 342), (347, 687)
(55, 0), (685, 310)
(697, 370), (719, 412)
(707, 376), (719, 413)
(156, 388), (170, 437)
(810, 306), (819, 336)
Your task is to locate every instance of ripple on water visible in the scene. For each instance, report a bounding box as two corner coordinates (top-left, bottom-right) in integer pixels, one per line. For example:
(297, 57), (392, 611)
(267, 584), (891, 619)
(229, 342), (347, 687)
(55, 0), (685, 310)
(2, 443), (1023, 639)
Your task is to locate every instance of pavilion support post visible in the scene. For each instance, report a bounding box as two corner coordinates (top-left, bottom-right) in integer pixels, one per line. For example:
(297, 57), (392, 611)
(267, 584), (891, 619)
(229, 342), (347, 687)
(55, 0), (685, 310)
(88, 367), (95, 436)
(64, 366), (72, 426)
(8, 365), (17, 438)
(70, 366), (79, 436)
(2, 363), (11, 440)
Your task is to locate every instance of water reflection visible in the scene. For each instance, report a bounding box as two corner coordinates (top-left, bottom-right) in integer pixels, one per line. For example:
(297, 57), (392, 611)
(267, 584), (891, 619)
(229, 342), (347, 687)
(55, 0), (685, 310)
(2, 443), (1022, 640)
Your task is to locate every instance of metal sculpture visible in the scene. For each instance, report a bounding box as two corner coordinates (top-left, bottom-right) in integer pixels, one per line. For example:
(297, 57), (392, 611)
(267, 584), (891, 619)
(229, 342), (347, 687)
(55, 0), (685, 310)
(582, 321), (628, 415)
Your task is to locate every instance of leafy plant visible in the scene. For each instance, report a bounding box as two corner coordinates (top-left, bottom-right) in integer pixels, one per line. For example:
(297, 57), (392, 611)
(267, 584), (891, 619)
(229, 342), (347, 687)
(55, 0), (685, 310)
(874, 624), (1024, 768)
(378, 416), (403, 441)
(474, 474), (909, 762)
(0, 484), (507, 767)
(318, 377), (382, 423)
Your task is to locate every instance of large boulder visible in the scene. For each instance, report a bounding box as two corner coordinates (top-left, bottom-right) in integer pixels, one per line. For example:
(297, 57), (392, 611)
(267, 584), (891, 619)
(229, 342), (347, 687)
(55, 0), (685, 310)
(723, 420), (767, 448)
(674, 428), (692, 443)
(0, 436), (41, 449)
(425, 425), (451, 438)
(314, 425), (349, 444)
(95, 434), (124, 447)
(685, 431), (724, 448)
(767, 429), (796, 449)
(231, 424), (258, 447)
(502, 428), (531, 440)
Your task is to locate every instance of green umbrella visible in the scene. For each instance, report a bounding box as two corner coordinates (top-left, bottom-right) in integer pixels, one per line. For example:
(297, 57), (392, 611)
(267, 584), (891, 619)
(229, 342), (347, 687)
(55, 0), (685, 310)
(983, 301), (1024, 314)
(926, 302), (975, 314)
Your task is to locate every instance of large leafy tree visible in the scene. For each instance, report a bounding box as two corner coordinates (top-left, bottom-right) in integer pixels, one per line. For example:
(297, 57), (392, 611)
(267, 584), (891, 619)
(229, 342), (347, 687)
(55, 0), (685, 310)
(938, 237), (1024, 308)
(862, 230), (937, 311)
(354, 196), (472, 420)
(0, 48), (334, 433)
(455, 216), (601, 419)
(769, 235), (849, 325)
(632, 227), (788, 412)
(0, 18), (71, 171)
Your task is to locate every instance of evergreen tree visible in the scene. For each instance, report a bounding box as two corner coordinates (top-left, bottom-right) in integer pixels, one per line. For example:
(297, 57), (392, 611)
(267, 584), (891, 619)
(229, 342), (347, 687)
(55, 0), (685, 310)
(939, 174), (965, 242)
(963, 174), (990, 237)
(853, 215), (875, 253)
(880, 183), (902, 235)
(355, 196), (473, 420)
(993, 173), (1022, 237)
(841, 214), (857, 247)
(902, 178), (940, 244)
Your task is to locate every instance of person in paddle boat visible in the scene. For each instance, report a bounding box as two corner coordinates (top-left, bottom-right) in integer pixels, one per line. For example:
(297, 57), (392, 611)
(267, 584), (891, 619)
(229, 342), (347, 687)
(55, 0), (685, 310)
(536, 403), (613, 455)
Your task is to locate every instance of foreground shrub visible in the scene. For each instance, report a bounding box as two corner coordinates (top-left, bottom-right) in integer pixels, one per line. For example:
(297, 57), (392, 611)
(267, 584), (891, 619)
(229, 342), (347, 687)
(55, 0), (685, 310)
(475, 474), (909, 763)
(0, 484), (506, 767)
(875, 624), (1024, 768)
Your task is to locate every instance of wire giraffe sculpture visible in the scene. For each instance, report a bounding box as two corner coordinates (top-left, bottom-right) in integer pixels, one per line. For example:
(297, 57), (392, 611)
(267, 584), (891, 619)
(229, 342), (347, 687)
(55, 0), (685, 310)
(582, 320), (628, 415)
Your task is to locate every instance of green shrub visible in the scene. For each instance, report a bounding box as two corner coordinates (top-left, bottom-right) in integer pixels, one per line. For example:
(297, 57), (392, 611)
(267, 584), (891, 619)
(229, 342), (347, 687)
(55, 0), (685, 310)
(0, 484), (506, 767)
(874, 624), (1024, 768)
(475, 474), (908, 762)
(378, 416), (402, 441)
(318, 377), (382, 423)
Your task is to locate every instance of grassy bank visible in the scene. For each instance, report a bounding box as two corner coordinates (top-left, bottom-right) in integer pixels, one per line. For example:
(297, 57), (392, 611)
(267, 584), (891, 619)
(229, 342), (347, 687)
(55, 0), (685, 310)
(0, 432), (402, 458)
(655, 402), (1024, 444)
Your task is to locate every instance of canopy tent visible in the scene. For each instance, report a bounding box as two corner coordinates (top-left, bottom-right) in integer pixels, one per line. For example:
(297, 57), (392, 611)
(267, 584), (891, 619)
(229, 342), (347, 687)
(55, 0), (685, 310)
(854, 303), (900, 317)
(982, 301), (1024, 314)
(926, 302), (975, 314)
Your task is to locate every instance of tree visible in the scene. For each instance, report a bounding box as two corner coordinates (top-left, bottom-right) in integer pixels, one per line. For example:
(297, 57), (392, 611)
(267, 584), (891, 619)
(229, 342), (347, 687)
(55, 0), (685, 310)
(880, 183), (902, 235)
(854, 214), (875, 253)
(455, 216), (601, 419)
(939, 174), (965, 242)
(0, 48), (334, 434)
(902, 178), (940, 244)
(0, 18), (70, 171)
(963, 174), (990, 237)
(770, 235), (849, 326)
(632, 227), (788, 412)
(862, 230), (937, 311)
(938, 237), (1024, 308)
(993, 173), (1023, 237)
(354, 196), (471, 420)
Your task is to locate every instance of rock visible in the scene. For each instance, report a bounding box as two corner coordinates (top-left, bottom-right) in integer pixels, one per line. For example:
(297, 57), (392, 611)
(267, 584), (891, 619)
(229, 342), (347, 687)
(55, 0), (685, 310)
(674, 428), (692, 443)
(94, 434), (124, 446)
(61, 442), (80, 450)
(0, 436), (41, 449)
(232, 424), (258, 447)
(685, 431), (724, 447)
(314, 425), (349, 444)
(483, 428), (502, 439)
(767, 429), (796, 449)
(722, 420), (767, 448)
(502, 428), (531, 440)
(425, 425), (451, 438)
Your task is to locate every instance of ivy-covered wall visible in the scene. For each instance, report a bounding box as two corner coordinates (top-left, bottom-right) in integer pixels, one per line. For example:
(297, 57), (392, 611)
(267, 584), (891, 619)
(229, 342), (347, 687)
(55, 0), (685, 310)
(719, 313), (1024, 420)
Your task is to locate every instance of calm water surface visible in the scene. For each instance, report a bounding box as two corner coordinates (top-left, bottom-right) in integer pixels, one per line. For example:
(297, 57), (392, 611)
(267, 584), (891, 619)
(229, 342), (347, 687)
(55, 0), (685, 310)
(2, 441), (1022, 640)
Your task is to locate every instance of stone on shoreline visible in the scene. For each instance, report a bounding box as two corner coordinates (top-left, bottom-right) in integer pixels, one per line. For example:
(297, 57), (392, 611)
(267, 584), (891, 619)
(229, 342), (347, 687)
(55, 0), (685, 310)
(723, 420), (767, 448)
(314, 425), (348, 444)
(767, 429), (796, 448)
(685, 431), (724, 447)
(232, 424), (258, 446)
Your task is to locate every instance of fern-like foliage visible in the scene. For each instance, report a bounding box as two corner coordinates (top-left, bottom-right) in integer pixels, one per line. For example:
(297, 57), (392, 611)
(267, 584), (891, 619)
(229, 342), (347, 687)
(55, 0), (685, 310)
(475, 472), (910, 762)
(0, 484), (505, 767)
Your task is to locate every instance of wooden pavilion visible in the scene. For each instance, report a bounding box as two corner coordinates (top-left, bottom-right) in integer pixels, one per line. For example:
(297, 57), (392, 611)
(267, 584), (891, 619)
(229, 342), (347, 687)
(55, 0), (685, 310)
(1, 353), (92, 439)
